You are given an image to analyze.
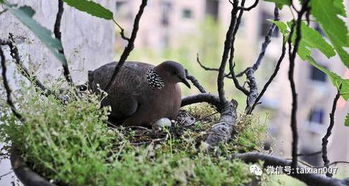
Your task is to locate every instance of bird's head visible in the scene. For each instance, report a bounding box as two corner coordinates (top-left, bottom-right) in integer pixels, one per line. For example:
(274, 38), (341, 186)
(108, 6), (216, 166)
(154, 61), (191, 88)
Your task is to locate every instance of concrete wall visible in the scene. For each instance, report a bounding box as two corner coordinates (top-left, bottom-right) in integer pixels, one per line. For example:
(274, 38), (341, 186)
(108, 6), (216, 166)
(0, 1), (116, 185)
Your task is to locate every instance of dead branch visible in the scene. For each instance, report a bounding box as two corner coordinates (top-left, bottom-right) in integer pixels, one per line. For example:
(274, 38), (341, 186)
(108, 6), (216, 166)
(217, 0), (239, 104)
(181, 93), (221, 109)
(322, 87), (341, 177)
(244, 68), (258, 112)
(247, 38), (286, 114)
(0, 45), (24, 122)
(237, 0), (259, 11)
(235, 152), (348, 186)
(205, 100), (237, 146)
(196, 53), (219, 71)
(287, 0), (311, 169)
(1, 35), (52, 97)
(185, 70), (206, 93)
(54, 0), (73, 86)
(236, 6), (279, 77)
(105, 0), (148, 91)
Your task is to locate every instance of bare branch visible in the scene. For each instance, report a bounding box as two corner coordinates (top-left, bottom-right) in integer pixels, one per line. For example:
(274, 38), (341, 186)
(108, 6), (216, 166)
(105, 0), (148, 91)
(205, 100), (238, 146)
(54, 0), (73, 86)
(113, 19), (130, 41)
(247, 38), (286, 114)
(196, 53), (219, 71)
(237, 0), (259, 11)
(244, 68), (258, 112)
(0, 45), (24, 122)
(181, 93), (221, 109)
(217, 0), (239, 104)
(236, 6), (279, 77)
(235, 152), (348, 186)
(230, 65), (249, 95)
(322, 87), (341, 177)
(185, 70), (206, 93)
(5, 35), (51, 96)
(287, 0), (311, 169)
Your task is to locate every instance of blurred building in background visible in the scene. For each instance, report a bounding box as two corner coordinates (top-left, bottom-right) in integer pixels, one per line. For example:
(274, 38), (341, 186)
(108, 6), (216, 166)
(115, 0), (349, 171)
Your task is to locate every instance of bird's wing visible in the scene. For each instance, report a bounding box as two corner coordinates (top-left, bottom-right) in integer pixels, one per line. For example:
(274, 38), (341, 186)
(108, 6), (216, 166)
(88, 62), (151, 120)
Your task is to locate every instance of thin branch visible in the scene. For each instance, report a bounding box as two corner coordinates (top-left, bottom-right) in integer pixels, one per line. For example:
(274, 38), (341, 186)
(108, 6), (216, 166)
(244, 68), (258, 112)
(230, 65), (249, 95)
(0, 46), (24, 122)
(185, 70), (206, 93)
(247, 38), (286, 114)
(113, 19), (130, 41)
(217, 0), (239, 104)
(287, 0), (310, 169)
(235, 152), (348, 186)
(228, 0), (250, 96)
(105, 0), (148, 91)
(54, 0), (73, 86)
(236, 6), (279, 77)
(322, 87), (341, 177)
(196, 53), (219, 71)
(181, 93), (221, 110)
(5, 34), (51, 95)
(237, 0), (259, 11)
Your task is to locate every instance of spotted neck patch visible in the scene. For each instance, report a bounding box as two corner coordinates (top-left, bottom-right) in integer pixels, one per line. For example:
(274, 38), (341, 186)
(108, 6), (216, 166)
(146, 69), (165, 89)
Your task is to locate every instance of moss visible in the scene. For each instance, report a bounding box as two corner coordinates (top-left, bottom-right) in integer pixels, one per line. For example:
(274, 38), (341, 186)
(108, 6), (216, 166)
(0, 85), (269, 186)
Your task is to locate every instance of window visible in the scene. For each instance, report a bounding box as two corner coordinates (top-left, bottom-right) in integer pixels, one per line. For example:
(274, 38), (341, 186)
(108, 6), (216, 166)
(260, 11), (279, 37)
(310, 65), (327, 82)
(161, 2), (172, 26)
(115, 1), (128, 18)
(308, 108), (324, 124)
(205, 0), (219, 20)
(116, 1), (126, 12)
(182, 8), (193, 19)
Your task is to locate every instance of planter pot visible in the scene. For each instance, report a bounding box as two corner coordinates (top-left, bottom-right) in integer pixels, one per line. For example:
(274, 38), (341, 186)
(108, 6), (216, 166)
(10, 149), (56, 186)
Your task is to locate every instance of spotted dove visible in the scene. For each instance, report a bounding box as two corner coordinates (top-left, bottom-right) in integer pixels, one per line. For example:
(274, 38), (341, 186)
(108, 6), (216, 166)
(88, 61), (191, 127)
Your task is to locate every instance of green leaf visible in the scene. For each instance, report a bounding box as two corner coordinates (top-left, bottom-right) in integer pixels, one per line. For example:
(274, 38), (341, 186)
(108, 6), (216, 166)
(6, 5), (66, 65)
(345, 113), (349, 126)
(19, 5), (35, 17)
(295, 22), (336, 60)
(334, 0), (347, 17)
(62, 0), (113, 20)
(264, 0), (291, 9)
(310, 0), (349, 67)
(270, 20), (289, 36)
(306, 56), (349, 100)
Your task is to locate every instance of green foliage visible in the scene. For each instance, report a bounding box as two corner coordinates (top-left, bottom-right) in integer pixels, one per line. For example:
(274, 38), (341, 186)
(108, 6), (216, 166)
(2, 3), (67, 65)
(310, 0), (349, 68)
(294, 22), (336, 60)
(345, 113), (349, 126)
(0, 86), (267, 185)
(62, 0), (113, 20)
(273, 20), (349, 110)
(264, 0), (291, 9)
(232, 114), (268, 152)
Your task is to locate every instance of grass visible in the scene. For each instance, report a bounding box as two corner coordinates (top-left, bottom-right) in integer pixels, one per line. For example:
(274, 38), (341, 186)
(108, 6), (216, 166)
(0, 83), (269, 186)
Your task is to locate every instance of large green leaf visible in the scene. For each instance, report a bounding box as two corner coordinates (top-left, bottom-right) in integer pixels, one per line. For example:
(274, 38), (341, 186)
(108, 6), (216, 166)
(310, 0), (349, 68)
(5, 4), (67, 65)
(293, 22), (336, 60)
(264, 0), (290, 9)
(62, 0), (113, 20)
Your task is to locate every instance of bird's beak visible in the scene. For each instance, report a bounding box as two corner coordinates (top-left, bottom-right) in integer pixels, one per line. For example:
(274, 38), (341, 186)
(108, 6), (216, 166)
(180, 77), (191, 89)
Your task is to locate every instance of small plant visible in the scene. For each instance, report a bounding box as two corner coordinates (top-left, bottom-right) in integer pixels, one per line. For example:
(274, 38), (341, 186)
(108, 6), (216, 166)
(0, 85), (269, 185)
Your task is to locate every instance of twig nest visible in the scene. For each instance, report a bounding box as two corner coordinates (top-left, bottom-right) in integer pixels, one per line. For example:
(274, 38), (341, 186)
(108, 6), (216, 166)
(152, 118), (172, 129)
